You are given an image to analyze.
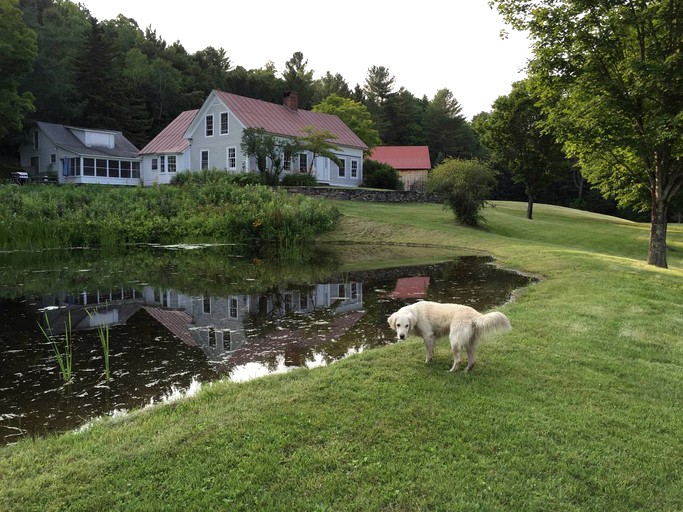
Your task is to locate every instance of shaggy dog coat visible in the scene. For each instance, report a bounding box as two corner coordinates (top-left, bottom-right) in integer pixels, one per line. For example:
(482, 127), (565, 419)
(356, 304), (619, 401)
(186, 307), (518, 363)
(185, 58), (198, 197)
(388, 301), (511, 371)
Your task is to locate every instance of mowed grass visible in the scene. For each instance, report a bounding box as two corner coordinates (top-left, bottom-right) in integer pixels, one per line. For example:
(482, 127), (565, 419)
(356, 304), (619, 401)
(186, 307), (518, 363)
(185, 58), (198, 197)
(1, 201), (682, 511)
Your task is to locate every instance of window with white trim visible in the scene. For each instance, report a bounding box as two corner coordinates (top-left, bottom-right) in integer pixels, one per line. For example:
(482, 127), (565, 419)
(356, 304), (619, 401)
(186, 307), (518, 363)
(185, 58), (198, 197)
(351, 160), (358, 178)
(160, 155), (166, 173)
(205, 115), (214, 137)
(299, 153), (308, 173)
(201, 150), (209, 170)
(167, 155), (176, 173)
(227, 147), (236, 169)
(220, 112), (229, 135)
(151, 158), (158, 171)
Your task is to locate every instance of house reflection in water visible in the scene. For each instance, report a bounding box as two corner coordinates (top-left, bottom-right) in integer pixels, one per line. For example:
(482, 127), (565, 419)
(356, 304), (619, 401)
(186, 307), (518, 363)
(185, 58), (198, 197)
(142, 281), (364, 378)
(39, 280), (364, 380)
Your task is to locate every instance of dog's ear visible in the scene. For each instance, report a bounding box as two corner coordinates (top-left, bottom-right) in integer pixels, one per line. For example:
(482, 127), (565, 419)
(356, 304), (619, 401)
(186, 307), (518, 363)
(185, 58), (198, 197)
(406, 311), (417, 330)
(388, 312), (397, 330)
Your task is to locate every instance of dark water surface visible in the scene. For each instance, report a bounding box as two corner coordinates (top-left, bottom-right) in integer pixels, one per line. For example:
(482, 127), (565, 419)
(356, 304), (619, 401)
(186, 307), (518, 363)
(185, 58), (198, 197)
(0, 244), (531, 444)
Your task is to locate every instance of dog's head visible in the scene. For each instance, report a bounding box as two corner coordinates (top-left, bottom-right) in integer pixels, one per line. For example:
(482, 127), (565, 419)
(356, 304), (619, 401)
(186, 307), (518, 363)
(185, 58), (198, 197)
(388, 309), (416, 340)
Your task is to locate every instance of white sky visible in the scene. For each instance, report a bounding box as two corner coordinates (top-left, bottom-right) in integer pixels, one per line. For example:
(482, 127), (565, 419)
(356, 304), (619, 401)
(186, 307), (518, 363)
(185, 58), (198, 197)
(79, 0), (532, 120)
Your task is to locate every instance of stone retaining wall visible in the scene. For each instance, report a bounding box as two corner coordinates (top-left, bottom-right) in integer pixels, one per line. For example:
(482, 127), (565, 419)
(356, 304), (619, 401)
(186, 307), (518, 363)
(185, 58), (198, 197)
(282, 187), (442, 203)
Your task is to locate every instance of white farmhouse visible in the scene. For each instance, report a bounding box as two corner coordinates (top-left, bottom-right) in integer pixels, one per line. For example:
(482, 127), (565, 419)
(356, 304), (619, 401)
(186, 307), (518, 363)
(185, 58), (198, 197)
(139, 90), (367, 186)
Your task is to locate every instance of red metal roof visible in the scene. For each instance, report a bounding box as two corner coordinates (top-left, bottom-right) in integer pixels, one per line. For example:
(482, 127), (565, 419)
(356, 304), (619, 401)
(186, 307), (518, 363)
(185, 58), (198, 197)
(213, 90), (367, 149)
(138, 110), (198, 155)
(368, 146), (431, 170)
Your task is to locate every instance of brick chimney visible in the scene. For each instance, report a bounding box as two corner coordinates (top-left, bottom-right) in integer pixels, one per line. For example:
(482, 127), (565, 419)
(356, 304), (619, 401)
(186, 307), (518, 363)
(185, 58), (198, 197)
(283, 91), (298, 111)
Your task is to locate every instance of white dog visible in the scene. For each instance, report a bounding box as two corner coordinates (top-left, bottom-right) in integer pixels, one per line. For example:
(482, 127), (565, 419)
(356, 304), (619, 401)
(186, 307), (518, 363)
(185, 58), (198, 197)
(388, 301), (511, 372)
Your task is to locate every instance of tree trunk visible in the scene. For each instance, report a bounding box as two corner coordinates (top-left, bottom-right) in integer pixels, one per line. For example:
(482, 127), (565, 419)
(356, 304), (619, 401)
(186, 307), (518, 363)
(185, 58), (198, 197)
(526, 193), (534, 220)
(647, 192), (668, 268)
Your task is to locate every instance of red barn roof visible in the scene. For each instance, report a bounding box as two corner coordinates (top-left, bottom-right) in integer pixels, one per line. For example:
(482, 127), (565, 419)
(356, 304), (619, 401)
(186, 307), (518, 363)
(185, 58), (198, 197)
(368, 146), (431, 170)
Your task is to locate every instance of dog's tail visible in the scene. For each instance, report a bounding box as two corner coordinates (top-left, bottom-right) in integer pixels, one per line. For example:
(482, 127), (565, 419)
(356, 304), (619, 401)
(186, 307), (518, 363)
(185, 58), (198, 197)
(474, 311), (511, 337)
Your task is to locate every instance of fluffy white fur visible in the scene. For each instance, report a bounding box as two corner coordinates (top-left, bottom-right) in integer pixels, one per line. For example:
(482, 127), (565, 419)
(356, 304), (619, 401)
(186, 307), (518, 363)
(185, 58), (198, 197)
(388, 301), (511, 372)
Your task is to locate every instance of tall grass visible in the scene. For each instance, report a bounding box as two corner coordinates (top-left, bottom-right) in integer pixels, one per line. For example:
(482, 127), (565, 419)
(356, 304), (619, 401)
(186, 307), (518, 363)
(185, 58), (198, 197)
(38, 312), (73, 383)
(0, 181), (339, 250)
(87, 308), (111, 383)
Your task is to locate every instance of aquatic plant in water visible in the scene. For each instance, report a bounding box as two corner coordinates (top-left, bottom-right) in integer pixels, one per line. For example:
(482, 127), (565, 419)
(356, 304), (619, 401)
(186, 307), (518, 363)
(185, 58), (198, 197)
(38, 312), (73, 383)
(87, 307), (111, 383)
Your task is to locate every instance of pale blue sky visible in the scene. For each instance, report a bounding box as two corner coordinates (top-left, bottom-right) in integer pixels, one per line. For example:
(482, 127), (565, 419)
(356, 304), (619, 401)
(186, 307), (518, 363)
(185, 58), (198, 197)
(81, 0), (532, 119)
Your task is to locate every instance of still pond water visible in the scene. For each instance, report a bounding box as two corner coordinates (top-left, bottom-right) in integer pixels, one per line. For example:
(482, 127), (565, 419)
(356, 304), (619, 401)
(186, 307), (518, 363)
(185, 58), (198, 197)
(0, 244), (531, 445)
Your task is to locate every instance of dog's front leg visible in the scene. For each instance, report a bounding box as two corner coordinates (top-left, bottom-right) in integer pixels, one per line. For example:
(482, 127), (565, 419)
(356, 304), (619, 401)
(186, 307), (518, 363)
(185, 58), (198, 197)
(423, 334), (436, 363)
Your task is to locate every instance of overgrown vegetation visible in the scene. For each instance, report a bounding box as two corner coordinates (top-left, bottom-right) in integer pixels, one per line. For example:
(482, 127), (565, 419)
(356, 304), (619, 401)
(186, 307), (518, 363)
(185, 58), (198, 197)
(1, 200), (681, 511)
(0, 178), (339, 249)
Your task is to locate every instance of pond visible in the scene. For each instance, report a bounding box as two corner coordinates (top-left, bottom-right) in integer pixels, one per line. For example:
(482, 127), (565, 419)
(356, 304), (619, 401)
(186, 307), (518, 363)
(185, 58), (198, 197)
(0, 244), (532, 445)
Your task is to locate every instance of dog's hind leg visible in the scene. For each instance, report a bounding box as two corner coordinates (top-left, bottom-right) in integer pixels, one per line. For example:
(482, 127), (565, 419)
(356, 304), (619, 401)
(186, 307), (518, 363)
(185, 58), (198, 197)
(449, 324), (473, 372)
(464, 334), (481, 372)
(449, 345), (462, 372)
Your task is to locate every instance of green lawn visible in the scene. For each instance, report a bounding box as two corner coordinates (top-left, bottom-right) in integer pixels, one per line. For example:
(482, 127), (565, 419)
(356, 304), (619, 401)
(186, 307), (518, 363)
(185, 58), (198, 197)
(1, 201), (682, 511)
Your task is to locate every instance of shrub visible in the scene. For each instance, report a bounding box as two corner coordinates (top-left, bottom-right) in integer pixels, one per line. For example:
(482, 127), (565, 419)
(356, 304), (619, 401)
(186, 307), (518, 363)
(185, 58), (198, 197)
(362, 159), (403, 190)
(281, 173), (318, 187)
(170, 169), (264, 187)
(427, 158), (497, 227)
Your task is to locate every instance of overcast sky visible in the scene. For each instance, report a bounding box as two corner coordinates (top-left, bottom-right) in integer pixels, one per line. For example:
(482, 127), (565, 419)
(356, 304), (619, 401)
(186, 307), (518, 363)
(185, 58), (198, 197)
(79, 0), (532, 120)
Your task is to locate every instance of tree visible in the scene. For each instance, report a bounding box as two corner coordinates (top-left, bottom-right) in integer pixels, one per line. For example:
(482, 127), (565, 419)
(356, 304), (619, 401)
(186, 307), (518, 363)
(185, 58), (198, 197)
(312, 94), (381, 150)
(424, 88), (478, 164)
(491, 0), (683, 268)
(20, 0), (89, 123)
(73, 17), (125, 128)
(0, 0), (38, 137)
(298, 126), (341, 173)
(363, 65), (396, 138)
(381, 88), (427, 146)
(241, 128), (302, 185)
(476, 80), (569, 219)
(427, 158), (498, 227)
(282, 52), (315, 109)
(313, 71), (352, 104)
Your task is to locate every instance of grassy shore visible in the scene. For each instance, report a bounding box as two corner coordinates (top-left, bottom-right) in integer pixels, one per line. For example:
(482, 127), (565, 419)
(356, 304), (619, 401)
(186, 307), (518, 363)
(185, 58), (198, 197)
(1, 201), (682, 511)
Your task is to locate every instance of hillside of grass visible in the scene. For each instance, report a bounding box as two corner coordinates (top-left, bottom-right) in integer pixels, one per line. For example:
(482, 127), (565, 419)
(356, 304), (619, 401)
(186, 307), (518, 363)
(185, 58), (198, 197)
(1, 201), (681, 511)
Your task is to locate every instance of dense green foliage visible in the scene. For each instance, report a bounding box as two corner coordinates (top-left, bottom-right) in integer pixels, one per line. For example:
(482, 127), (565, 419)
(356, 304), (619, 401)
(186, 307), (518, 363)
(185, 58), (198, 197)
(312, 94), (381, 150)
(281, 173), (318, 186)
(0, 181), (339, 249)
(0, 0), (37, 138)
(1, 201), (681, 510)
(491, 0), (683, 268)
(361, 159), (403, 190)
(475, 80), (570, 219)
(427, 158), (498, 226)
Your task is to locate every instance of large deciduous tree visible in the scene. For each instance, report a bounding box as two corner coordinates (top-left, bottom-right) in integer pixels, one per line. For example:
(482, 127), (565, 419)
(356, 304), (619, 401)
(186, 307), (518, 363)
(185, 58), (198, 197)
(476, 80), (569, 219)
(0, 0), (38, 137)
(491, 0), (683, 268)
(313, 94), (381, 150)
